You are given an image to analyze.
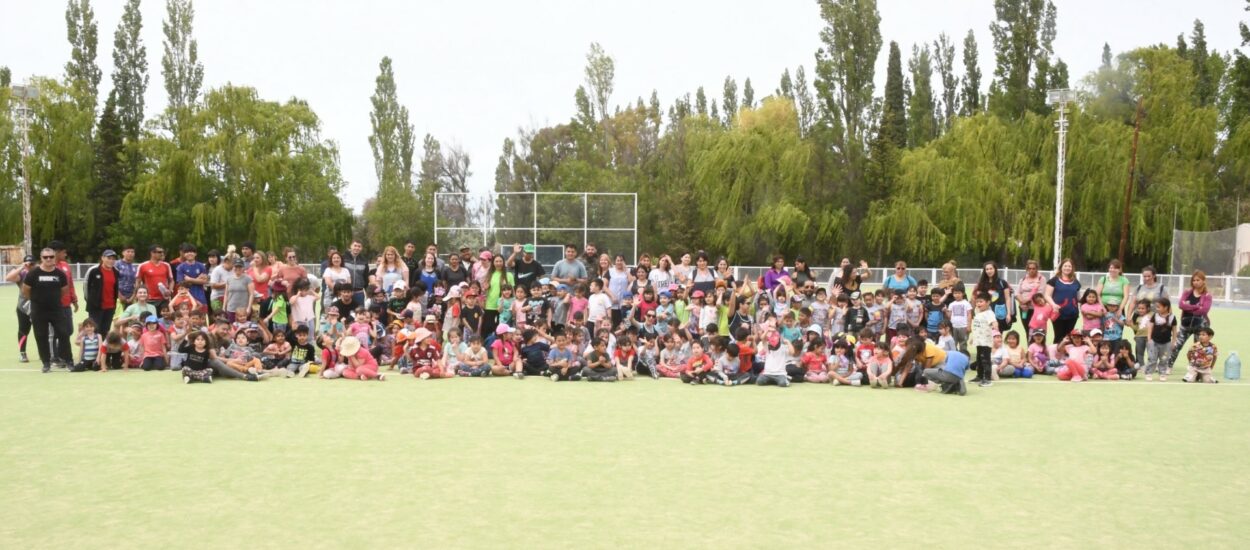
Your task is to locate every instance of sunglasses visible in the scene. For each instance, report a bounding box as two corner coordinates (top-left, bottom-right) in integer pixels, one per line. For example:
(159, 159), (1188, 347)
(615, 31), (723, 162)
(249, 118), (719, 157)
(41, 255), (55, 260)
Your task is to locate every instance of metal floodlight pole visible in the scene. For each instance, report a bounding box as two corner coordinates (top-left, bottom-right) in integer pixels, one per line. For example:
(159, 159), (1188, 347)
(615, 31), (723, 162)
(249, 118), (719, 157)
(582, 193), (588, 252)
(433, 192), (440, 246)
(12, 83), (39, 256)
(1047, 89), (1075, 271)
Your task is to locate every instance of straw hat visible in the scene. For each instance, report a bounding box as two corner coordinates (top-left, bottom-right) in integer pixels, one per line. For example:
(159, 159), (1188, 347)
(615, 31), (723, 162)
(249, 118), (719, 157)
(338, 336), (362, 356)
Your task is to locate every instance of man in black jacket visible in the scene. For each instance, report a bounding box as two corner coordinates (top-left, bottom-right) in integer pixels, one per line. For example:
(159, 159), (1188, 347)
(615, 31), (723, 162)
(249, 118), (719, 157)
(85, 249), (122, 333)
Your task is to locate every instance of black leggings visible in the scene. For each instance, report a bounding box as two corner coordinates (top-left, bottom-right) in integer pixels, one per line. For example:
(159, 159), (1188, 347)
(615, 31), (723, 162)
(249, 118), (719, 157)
(975, 346), (992, 380)
(1052, 316), (1078, 344)
(17, 308), (32, 354)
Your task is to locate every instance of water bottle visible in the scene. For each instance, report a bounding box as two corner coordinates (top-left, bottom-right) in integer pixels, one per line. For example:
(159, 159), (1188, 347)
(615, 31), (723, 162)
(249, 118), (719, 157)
(1225, 352), (1241, 381)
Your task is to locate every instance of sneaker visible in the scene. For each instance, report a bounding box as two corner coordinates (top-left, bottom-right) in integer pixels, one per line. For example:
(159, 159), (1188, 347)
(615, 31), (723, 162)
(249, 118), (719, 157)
(570, 374), (583, 381)
(359, 374), (368, 381)
(419, 372), (430, 380)
(297, 363), (310, 378)
(19, 352), (29, 363)
(41, 364), (51, 373)
(650, 371), (659, 380)
(205, 374), (213, 384)
(378, 374), (387, 381)
(247, 367), (258, 375)
(1071, 376), (1085, 382)
(1159, 375), (1167, 382)
(914, 383), (931, 392)
(832, 379), (842, 386)
(957, 379), (968, 396)
(1144, 374), (1152, 381)
(970, 377), (983, 383)
(399, 367), (412, 375)
(550, 373), (560, 382)
(245, 373), (259, 382)
(850, 379), (861, 386)
(183, 375), (191, 384)
(978, 380), (992, 387)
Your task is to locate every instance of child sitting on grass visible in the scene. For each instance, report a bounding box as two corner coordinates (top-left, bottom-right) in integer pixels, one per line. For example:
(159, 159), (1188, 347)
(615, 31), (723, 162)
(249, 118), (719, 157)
(179, 331), (215, 384)
(583, 339), (616, 382)
(1183, 327), (1219, 383)
(72, 319), (101, 372)
(1091, 341), (1120, 380)
(801, 338), (829, 383)
(458, 335), (491, 377)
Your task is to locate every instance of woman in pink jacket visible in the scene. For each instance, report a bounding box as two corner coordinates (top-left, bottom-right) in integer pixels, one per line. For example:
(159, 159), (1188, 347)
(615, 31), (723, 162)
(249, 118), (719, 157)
(1166, 270), (1212, 371)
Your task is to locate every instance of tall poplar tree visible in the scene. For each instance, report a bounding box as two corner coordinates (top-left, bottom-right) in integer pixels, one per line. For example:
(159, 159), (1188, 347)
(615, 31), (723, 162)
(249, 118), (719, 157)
(908, 44), (938, 147)
(814, 0), (882, 154)
(65, 0), (101, 112)
(961, 29), (983, 115)
(363, 57), (420, 250)
(934, 33), (958, 131)
(879, 41), (907, 149)
(161, 0), (204, 135)
(111, 0), (148, 140)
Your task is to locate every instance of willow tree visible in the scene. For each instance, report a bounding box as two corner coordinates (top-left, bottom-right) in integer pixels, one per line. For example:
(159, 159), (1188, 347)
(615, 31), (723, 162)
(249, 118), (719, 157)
(118, 85), (352, 252)
(24, 78), (98, 258)
(691, 98), (846, 262)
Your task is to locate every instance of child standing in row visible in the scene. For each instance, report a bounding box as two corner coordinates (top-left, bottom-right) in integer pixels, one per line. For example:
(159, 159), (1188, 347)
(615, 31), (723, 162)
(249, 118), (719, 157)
(1145, 298), (1177, 381)
(970, 293), (997, 387)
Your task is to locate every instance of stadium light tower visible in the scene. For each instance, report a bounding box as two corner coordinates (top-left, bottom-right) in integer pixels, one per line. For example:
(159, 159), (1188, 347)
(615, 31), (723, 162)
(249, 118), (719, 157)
(10, 83), (39, 256)
(1048, 89), (1076, 271)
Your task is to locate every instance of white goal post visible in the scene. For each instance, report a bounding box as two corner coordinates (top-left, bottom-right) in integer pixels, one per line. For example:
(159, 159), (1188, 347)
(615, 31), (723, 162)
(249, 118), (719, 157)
(434, 192), (638, 268)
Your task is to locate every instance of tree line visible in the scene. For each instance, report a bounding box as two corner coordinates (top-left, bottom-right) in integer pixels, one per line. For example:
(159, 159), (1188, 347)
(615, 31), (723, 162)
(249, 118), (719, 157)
(2, 0), (1249, 271)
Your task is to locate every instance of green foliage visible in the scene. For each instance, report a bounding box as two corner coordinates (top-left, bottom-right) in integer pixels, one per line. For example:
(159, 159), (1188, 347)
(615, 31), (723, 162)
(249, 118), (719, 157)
(161, 0), (204, 136)
(907, 44), (938, 147)
(989, 0), (1053, 119)
(115, 85), (352, 254)
(934, 33), (959, 131)
(961, 29), (983, 115)
(111, 0), (147, 141)
(879, 41), (907, 149)
(814, 0), (882, 157)
(25, 79), (97, 258)
(93, 91), (126, 242)
(64, 0), (101, 111)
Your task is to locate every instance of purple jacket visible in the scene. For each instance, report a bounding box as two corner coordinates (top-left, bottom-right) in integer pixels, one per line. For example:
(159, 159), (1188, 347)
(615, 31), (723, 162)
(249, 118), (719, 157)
(1178, 290), (1212, 320)
(762, 268), (789, 291)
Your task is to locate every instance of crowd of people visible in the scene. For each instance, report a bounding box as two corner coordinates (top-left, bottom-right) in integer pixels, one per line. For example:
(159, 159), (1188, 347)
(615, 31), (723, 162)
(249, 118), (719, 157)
(6, 239), (1222, 392)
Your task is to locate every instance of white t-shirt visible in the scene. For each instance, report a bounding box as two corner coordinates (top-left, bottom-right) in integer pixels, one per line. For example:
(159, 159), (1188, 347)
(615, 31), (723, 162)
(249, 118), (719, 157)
(948, 300), (972, 329)
(209, 265), (229, 300)
(588, 293), (612, 323)
(763, 344), (791, 376)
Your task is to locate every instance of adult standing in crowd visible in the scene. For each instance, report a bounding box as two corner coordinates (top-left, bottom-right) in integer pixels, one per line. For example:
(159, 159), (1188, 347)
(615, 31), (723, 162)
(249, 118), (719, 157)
(672, 253), (693, 286)
(762, 255), (788, 291)
(648, 255), (674, 289)
(84, 250), (121, 335)
(1130, 266), (1169, 313)
(883, 261), (918, 292)
(375, 246), (409, 294)
(607, 254), (631, 328)
(208, 252), (233, 314)
(115, 246), (138, 308)
(833, 258), (868, 295)
(222, 255), (255, 322)
(551, 245), (587, 287)
(472, 250), (491, 286)
(1166, 270), (1213, 371)
(239, 242), (256, 270)
(714, 257), (735, 287)
(5, 255), (35, 363)
(137, 244), (173, 311)
(248, 250), (274, 319)
(50, 241), (78, 366)
(481, 254), (515, 338)
(508, 244), (545, 292)
(175, 244), (209, 308)
(342, 240), (371, 306)
(441, 252), (470, 287)
(582, 243), (601, 282)
(1044, 258), (1082, 343)
(275, 248), (308, 299)
(975, 262), (1015, 331)
(21, 249), (71, 373)
(935, 261), (965, 305)
(1093, 259), (1132, 309)
(415, 252), (441, 294)
(425, 244), (446, 270)
(1014, 259), (1047, 327)
(401, 242), (421, 286)
(690, 252), (716, 296)
(791, 256), (815, 287)
(322, 251), (352, 309)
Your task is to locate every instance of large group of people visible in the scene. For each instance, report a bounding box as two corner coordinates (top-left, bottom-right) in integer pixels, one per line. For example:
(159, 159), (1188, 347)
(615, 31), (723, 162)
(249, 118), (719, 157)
(6, 239), (1222, 392)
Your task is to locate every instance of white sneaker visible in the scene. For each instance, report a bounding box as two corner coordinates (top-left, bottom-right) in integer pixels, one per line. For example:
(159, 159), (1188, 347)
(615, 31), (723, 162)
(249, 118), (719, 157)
(183, 375), (190, 384)
(851, 379), (861, 386)
(419, 372), (430, 380)
(550, 373), (560, 382)
(832, 379), (842, 386)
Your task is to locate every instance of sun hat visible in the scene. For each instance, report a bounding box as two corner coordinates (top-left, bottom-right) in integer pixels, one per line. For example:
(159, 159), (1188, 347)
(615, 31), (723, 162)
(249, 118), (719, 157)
(443, 286), (462, 301)
(424, 314), (437, 323)
(412, 328), (433, 344)
(495, 323), (513, 336)
(338, 336), (362, 356)
(807, 324), (823, 335)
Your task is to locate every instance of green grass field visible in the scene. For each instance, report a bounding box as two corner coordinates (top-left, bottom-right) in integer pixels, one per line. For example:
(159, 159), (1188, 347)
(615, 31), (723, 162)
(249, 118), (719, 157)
(1, 286), (1248, 549)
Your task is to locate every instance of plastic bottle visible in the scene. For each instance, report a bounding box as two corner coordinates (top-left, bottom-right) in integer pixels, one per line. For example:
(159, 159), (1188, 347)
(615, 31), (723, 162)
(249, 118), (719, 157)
(1225, 352), (1240, 381)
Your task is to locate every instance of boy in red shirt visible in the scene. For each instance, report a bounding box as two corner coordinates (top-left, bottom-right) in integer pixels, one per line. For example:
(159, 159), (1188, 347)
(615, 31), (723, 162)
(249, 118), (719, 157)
(612, 337), (637, 380)
(734, 328), (757, 384)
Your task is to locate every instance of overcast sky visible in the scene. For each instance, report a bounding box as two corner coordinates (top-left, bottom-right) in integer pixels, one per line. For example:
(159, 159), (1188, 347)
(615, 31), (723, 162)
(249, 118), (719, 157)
(3, 0), (1246, 211)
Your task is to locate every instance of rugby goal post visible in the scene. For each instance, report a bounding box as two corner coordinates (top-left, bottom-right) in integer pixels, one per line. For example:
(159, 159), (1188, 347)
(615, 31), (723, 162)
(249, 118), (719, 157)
(434, 192), (638, 268)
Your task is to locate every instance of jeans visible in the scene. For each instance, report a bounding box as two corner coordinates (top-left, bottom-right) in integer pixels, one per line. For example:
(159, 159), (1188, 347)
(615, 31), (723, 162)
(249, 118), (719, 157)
(209, 358), (250, 380)
(755, 373), (790, 387)
(923, 367), (964, 395)
(1146, 341), (1171, 376)
(975, 346), (991, 381)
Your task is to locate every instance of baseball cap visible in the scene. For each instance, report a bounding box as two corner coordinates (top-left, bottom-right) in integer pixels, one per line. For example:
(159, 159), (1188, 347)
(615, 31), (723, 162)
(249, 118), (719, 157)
(424, 314), (437, 323)
(393, 281), (407, 291)
(102, 249), (118, 258)
(479, 250), (492, 260)
(538, 277), (551, 286)
(523, 244), (536, 254)
(23, 254), (35, 263)
(850, 291), (862, 300)
(144, 315), (159, 324)
(557, 284), (570, 292)
(1029, 329), (1045, 338)
(691, 290), (705, 298)
(1089, 328), (1103, 336)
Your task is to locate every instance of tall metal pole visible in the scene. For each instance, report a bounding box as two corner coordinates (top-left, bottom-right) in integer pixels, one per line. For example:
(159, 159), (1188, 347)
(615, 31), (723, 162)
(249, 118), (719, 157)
(12, 84), (38, 256)
(1118, 97), (1145, 264)
(1048, 89), (1075, 271)
(1053, 102), (1068, 271)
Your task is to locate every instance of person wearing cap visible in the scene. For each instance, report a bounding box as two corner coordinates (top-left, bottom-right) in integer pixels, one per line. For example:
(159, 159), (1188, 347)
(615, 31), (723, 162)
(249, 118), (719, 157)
(489, 324), (519, 377)
(20, 249), (73, 371)
(1054, 329), (1091, 382)
(84, 249), (122, 334)
(4, 254), (38, 362)
(507, 243), (546, 293)
(174, 243), (209, 307)
(221, 255), (255, 323)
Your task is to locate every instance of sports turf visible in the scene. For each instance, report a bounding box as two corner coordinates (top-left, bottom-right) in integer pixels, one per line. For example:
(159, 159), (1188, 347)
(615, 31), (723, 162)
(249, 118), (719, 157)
(1, 287), (1248, 548)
